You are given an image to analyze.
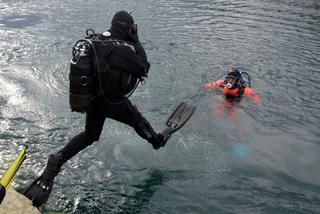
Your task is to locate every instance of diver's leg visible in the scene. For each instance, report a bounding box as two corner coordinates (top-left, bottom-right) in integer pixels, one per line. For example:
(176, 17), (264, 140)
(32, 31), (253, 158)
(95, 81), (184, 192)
(24, 112), (106, 207)
(107, 99), (165, 149)
(107, 99), (195, 149)
(58, 113), (105, 162)
(134, 116), (165, 150)
(43, 112), (106, 181)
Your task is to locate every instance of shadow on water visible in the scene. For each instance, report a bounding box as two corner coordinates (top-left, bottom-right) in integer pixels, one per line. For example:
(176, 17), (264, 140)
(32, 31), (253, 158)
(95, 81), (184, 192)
(0, 14), (41, 28)
(118, 169), (168, 214)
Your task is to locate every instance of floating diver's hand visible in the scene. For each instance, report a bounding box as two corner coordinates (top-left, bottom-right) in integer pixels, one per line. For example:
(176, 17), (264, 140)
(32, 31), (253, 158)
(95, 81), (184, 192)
(203, 82), (215, 89)
(250, 94), (260, 104)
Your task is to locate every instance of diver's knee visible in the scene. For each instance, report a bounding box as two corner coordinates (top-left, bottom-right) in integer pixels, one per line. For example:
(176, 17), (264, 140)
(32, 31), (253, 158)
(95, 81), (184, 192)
(84, 130), (101, 142)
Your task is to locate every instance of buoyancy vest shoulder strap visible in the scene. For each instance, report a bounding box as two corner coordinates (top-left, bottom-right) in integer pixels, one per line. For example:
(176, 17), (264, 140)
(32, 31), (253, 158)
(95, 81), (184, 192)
(88, 36), (142, 103)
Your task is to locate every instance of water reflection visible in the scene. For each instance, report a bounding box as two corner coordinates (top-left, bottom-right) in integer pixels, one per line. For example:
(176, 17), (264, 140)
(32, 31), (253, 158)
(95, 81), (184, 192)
(0, 14), (41, 28)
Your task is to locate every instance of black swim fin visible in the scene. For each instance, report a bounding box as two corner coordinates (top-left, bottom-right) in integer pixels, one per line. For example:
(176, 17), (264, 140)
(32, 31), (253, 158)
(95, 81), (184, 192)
(159, 102), (196, 147)
(23, 153), (62, 207)
(23, 175), (53, 208)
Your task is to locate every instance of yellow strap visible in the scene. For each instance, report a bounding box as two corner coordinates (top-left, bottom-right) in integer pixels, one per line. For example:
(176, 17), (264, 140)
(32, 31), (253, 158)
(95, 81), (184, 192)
(0, 145), (27, 189)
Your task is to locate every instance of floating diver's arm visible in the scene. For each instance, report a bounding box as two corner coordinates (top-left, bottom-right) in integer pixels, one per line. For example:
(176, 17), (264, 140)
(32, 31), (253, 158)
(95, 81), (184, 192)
(203, 82), (216, 89)
(203, 79), (225, 89)
(249, 93), (260, 104)
(243, 87), (260, 103)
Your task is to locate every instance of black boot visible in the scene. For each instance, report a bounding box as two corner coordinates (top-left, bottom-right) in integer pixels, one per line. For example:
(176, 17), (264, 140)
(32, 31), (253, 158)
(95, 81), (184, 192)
(151, 133), (166, 150)
(151, 127), (173, 150)
(40, 152), (65, 186)
(23, 151), (66, 207)
(152, 102), (196, 150)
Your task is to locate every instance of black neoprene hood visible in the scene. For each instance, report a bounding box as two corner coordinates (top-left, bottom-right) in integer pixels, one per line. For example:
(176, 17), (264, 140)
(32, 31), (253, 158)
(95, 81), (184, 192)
(111, 10), (134, 26)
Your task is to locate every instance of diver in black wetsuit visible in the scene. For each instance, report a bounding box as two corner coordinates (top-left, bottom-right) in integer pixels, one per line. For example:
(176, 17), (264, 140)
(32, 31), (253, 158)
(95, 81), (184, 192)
(60, 11), (163, 159)
(23, 10), (195, 207)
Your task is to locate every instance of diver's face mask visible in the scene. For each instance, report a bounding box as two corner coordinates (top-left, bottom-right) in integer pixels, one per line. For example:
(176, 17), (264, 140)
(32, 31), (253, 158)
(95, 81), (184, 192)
(225, 75), (239, 89)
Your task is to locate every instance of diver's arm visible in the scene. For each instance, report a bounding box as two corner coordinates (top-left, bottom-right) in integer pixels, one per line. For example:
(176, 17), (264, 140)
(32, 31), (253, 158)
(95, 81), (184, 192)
(203, 82), (216, 89)
(127, 25), (147, 59)
(243, 88), (260, 103)
(133, 41), (147, 59)
(249, 92), (260, 104)
(203, 80), (224, 89)
(108, 45), (150, 78)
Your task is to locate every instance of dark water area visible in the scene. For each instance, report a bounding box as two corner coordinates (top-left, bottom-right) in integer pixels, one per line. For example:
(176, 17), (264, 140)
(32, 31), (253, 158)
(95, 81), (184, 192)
(0, 0), (320, 213)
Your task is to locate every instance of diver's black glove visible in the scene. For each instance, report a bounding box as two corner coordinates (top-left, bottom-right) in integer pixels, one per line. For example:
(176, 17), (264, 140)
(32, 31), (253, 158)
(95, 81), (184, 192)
(128, 26), (139, 44)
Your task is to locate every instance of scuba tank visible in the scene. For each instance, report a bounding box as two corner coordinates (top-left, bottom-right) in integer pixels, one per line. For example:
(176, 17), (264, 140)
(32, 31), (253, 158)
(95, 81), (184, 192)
(69, 39), (96, 113)
(69, 29), (143, 113)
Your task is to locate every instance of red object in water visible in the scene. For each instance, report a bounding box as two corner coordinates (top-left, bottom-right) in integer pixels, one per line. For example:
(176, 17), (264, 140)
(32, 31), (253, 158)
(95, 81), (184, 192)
(203, 79), (260, 103)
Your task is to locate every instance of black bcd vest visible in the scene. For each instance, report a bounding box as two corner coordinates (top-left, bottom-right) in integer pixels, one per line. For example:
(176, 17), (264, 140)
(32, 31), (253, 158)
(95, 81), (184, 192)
(69, 34), (138, 113)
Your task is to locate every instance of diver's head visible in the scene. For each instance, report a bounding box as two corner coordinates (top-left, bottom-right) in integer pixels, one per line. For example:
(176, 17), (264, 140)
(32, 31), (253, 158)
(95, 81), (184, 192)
(226, 64), (241, 88)
(110, 10), (137, 40)
(229, 64), (241, 76)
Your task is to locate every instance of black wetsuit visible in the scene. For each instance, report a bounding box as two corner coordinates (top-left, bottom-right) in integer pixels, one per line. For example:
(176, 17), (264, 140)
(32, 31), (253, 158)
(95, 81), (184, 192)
(59, 29), (161, 162)
(22, 12), (176, 208)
